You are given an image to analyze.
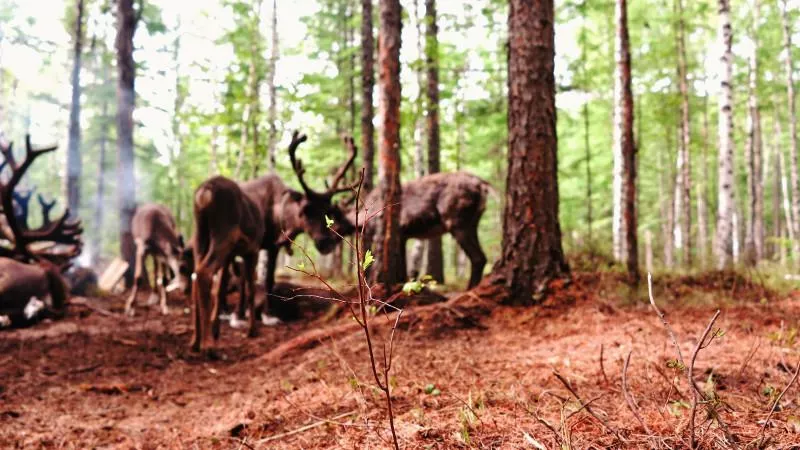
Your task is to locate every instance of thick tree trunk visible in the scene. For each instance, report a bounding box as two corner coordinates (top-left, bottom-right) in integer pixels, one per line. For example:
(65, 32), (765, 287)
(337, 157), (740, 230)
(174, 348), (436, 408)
(781, 0), (800, 262)
(374, 0), (404, 287)
(744, 0), (764, 265)
(407, 0), (425, 279)
(361, 0), (376, 193)
(613, 0), (638, 281)
(494, 0), (569, 303)
(115, 0), (139, 286)
(674, 0), (691, 267)
(714, 0), (735, 269)
(424, 0), (443, 283)
(267, 0), (278, 171)
(66, 0), (85, 218)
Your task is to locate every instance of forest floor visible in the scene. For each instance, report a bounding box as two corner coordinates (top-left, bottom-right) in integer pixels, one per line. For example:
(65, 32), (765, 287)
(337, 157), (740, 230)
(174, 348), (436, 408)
(2, 266), (800, 449)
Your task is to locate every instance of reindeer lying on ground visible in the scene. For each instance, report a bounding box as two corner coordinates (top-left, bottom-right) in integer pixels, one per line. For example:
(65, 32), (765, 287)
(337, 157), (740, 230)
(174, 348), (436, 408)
(337, 140), (494, 289)
(0, 135), (82, 328)
(0, 257), (67, 328)
(190, 176), (264, 352)
(125, 203), (186, 316)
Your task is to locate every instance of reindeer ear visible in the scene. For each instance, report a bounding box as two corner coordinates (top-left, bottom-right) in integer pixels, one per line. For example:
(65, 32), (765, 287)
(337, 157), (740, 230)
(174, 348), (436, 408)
(283, 190), (304, 203)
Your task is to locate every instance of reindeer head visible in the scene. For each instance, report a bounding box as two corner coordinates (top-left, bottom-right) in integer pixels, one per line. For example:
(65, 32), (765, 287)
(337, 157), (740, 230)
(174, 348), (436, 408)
(284, 131), (358, 254)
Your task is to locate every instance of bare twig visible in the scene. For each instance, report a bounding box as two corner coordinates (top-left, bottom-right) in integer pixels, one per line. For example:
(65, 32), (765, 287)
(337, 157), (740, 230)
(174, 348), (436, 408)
(647, 273), (685, 365)
(553, 371), (626, 443)
(757, 358), (800, 447)
(687, 309), (720, 449)
(256, 410), (358, 444)
(599, 343), (610, 386)
(622, 351), (652, 435)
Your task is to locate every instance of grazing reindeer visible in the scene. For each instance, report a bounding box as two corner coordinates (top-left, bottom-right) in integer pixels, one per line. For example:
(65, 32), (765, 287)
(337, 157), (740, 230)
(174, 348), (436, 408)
(190, 176), (264, 352)
(337, 139), (493, 289)
(125, 203), (186, 316)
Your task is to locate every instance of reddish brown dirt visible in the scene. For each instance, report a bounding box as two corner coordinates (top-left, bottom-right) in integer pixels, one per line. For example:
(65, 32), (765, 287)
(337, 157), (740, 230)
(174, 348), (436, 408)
(2, 272), (800, 449)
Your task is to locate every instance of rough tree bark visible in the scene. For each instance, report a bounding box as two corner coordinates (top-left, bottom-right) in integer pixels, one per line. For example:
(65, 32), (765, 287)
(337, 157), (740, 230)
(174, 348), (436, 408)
(493, 0), (569, 304)
(409, 0), (426, 278)
(744, 0), (764, 264)
(781, 0), (800, 262)
(374, 0), (405, 287)
(776, 116), (797, 257)
(714, 0), (735, 269)
(423, 0), (444, 283)
(771, 113), (783, 259)
(612, 0), (638, 281)
(115, 0), (140, 285)
(674, 0), (691, 266)
(267, 0), (278, 171)
(66, 0), (85, 218)
(361, 0), (376, 193)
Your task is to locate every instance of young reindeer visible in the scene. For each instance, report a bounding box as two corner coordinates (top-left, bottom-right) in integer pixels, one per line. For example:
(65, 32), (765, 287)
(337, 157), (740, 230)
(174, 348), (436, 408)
(125, 203), (186, 316)
(337, 139), (494, 289)
(190, 176), (264, 352)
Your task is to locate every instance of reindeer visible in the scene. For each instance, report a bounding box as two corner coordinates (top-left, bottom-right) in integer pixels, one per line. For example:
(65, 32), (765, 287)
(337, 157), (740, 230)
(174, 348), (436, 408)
(124, 203), (186, 316)
(0, 135), (82, 327)
(337, 139), (493, 289)
(190, 176), (264, 352)
(180, 131), (357, 328)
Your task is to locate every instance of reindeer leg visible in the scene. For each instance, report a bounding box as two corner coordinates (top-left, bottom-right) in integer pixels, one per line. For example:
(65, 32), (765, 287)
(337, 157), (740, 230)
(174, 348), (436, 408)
(189, 273), (201, 352)
(147, 256), (161, 306)
(260, 246), (282, 326)
(212, 256), (234, 338)
(453, 227), (487, 289)
(243, 253), (258, 338)
(125, 241), (146, 316)
(158, 258), (170, 315)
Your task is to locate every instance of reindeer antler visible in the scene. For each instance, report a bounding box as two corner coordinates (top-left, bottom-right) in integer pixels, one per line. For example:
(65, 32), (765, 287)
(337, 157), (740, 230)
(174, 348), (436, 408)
(37, 194), (56, 226)
(287, 130), (317, 197)
(0, 135), (82, 264)
(326, 135), (359, 196)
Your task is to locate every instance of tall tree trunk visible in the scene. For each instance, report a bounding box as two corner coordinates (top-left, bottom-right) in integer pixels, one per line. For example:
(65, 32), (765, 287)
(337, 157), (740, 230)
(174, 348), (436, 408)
(267, 0), (278, 171)
(660, 126), (675, 268)
(361, 0), (376, 193)
(714, 0), (735, 269)
(777, 116), (797, 258)
(115, 0), (140, 286)
(495, 0), (569, 303)
(674, 0), (691, 267)
(612, 0), (638, 281)
(697, 80), (711, 268)
(409, 0), (425, 279)
(744, 0), (764, 264)
(91, 59), (111, 264)
(453, 68), (467, 278)
(781, 0), (800, 262)
(771, 115), (782, 259)
(66, 0), (85, 218)
(424, 0), (444, 283)
(580, 0), (592, 247)
(374, 0), (404, 287)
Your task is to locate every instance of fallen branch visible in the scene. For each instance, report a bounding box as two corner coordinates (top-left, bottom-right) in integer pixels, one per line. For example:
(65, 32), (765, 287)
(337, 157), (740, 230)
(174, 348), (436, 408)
(256, 410), (357, 444)
(687, 309), (720, 449)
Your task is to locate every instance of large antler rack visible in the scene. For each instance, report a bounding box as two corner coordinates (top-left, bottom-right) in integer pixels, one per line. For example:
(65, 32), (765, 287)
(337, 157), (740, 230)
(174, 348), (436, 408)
(287, 130), (360, 200)
(286, 130), (316, 197)
(0, 135), (83, 266)
(327, 135), (359, 196)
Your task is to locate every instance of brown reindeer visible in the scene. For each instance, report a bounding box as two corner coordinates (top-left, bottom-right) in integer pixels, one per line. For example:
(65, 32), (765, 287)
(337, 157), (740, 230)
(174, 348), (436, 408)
(0, 135), (82, 327)
(125, 203), (186, 316)
(190, 176), (264, 352)
(179, 131), (357, 327)
(0, 257), (67, 328)
(337, 139), (493, 289)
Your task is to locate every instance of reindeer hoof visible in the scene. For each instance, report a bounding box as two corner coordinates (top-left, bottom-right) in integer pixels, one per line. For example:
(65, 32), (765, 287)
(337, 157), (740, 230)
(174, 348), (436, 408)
(0, 315), (11, 328)
(147, 294), (159, 306)
(229, 315), (247, 329)
(260, 313), (283, 327)
(161, 306), (170, 316)
(190, 339), (200, 353)
(125, 307), (136, 317)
